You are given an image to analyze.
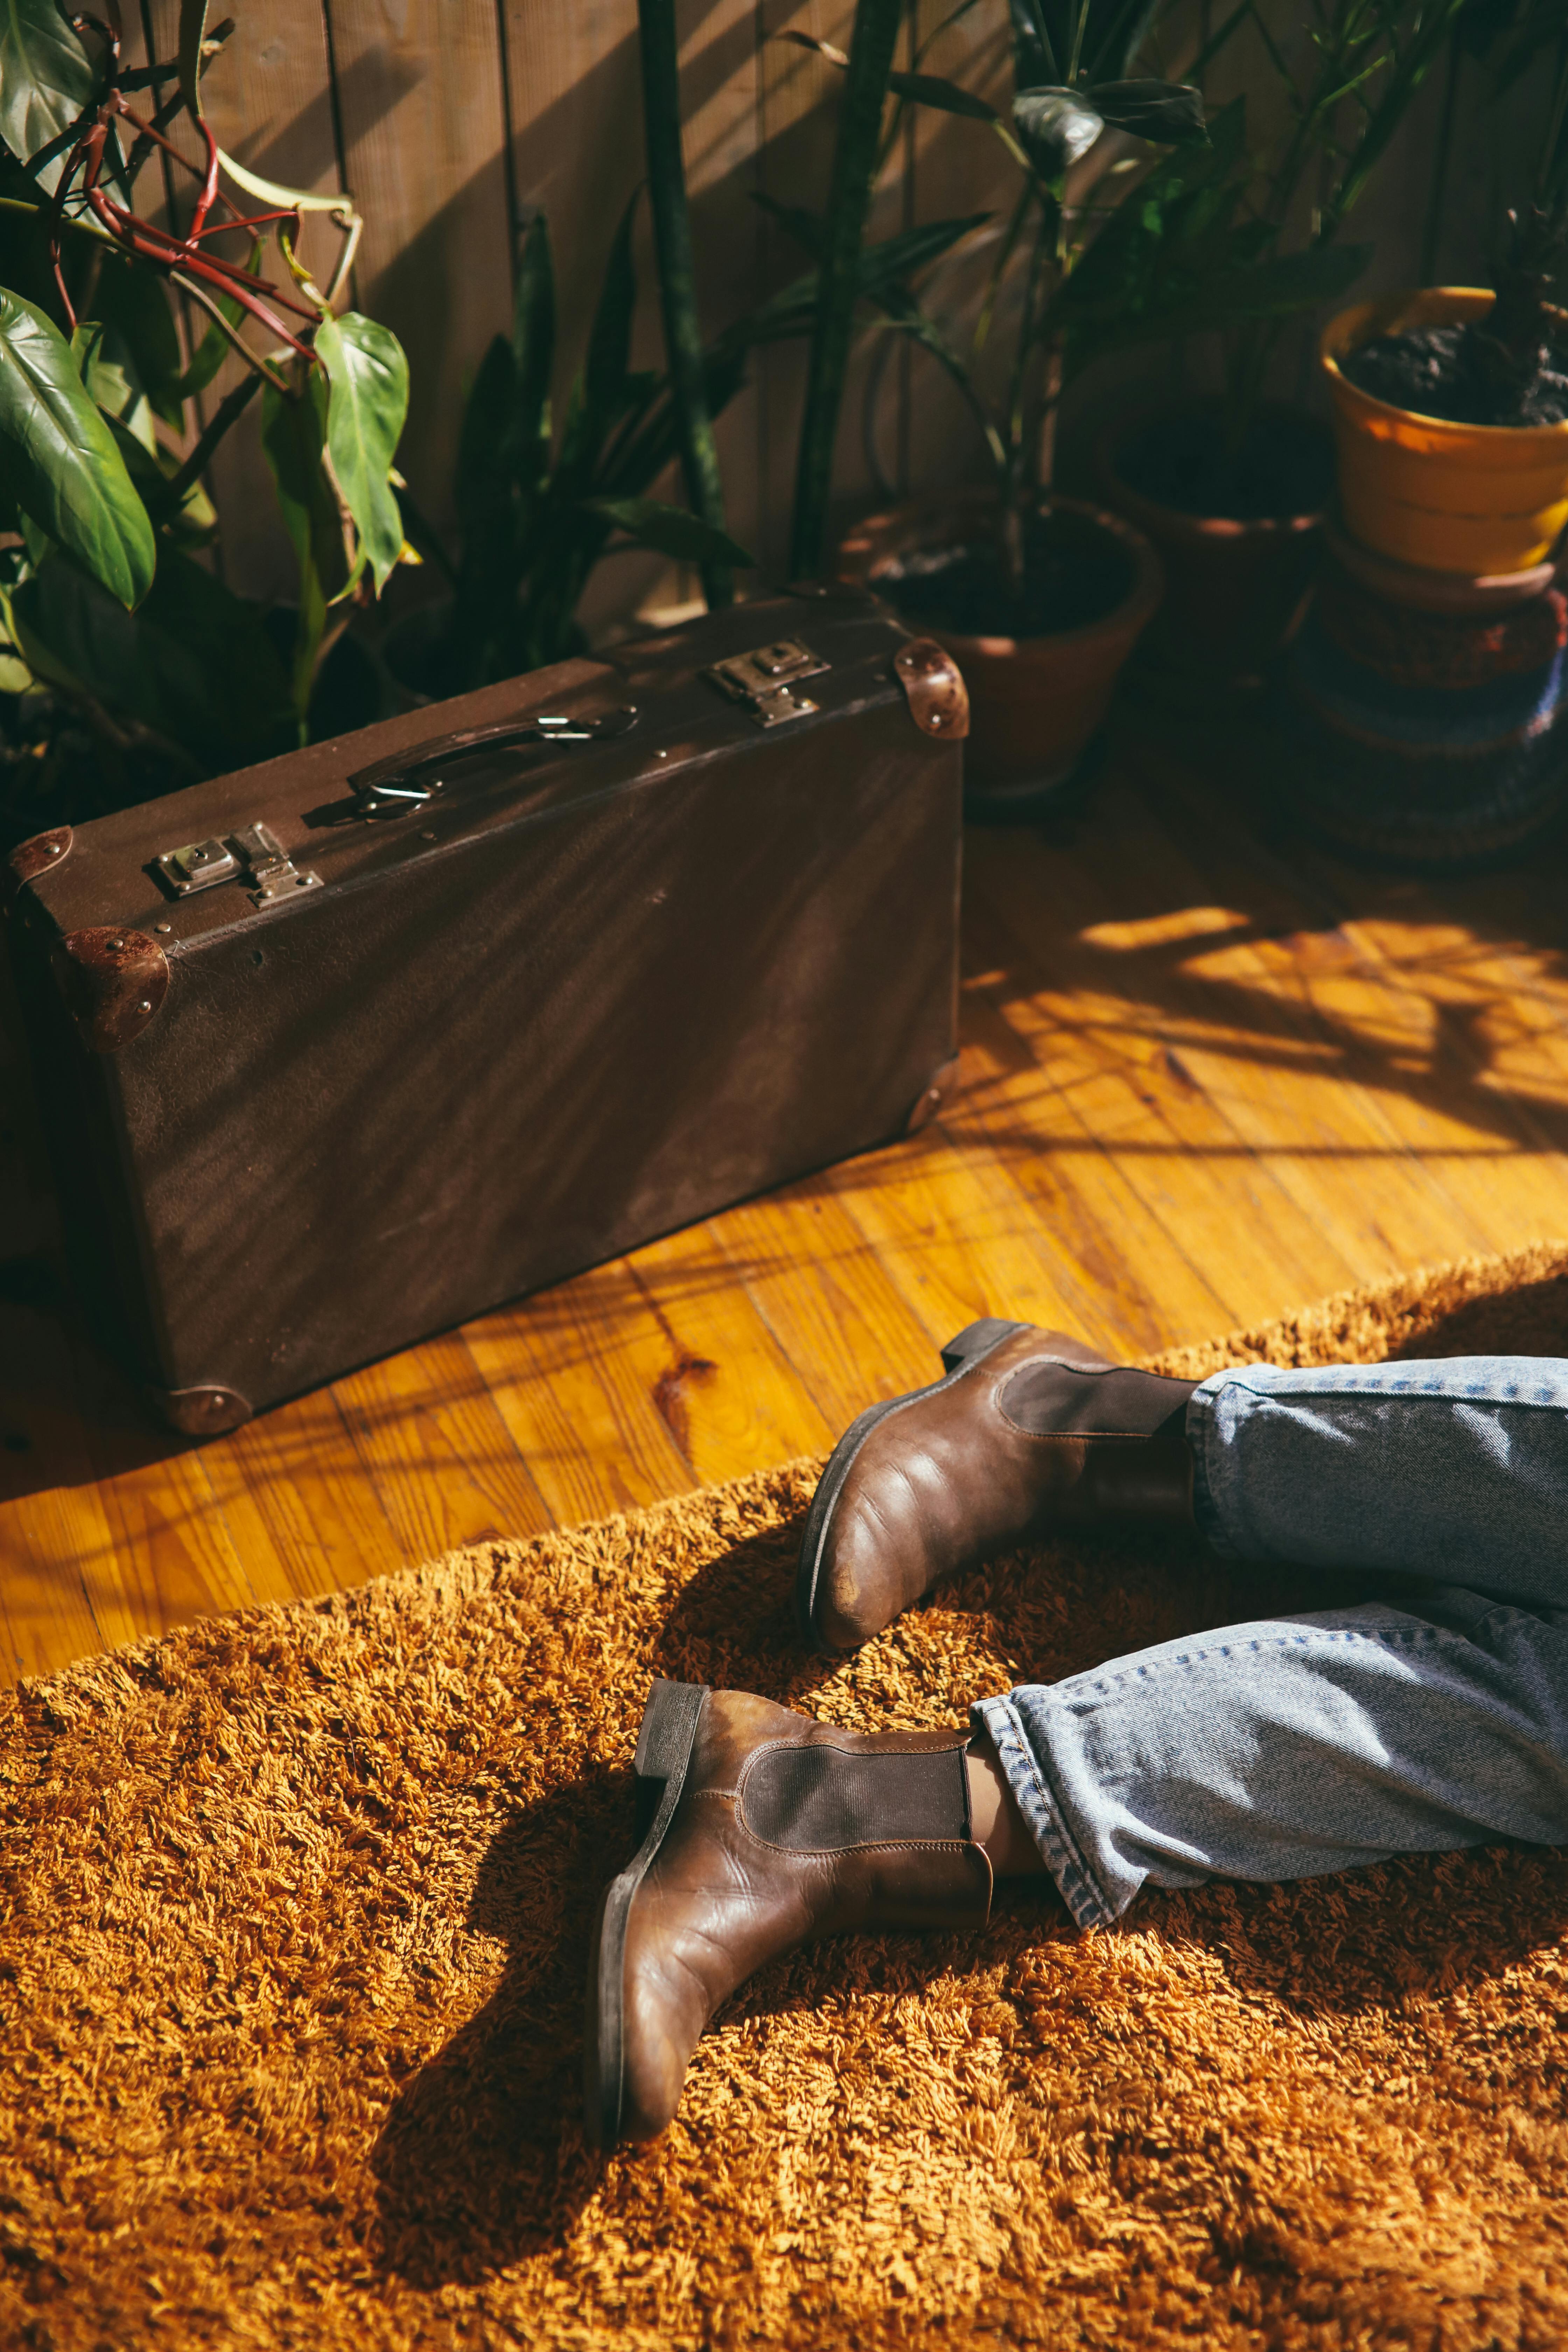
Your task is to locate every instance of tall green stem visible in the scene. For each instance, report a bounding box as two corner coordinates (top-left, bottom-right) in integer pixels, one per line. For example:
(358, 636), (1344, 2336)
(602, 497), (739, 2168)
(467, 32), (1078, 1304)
(789, 0), (903, 579)
(637, 0), (732, 608)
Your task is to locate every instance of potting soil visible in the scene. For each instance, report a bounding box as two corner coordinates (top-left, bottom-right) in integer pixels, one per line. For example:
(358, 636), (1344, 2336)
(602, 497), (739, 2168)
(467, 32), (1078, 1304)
(874, 515), (1131, 639)
(1341, 323), (1568, 429)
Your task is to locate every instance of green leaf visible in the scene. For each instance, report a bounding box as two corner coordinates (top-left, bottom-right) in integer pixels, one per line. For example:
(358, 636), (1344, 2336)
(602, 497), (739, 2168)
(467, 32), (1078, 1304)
(71, 318), (155, 453)
(316, 310), (408, 595)
(455, 334), (518, 544)
(92, 254), (184, 427)
(736, 209), (990, 345)
(885, 69), (997, 121)
(1006, 0), (1057, 88)
(1013, 86), (1104, 174)
(1090, 78), (1206, 146)
(261, 368), (348, 726)
(0, 290), (155, 609)
(510, 211), (555, 491)
(176, 0), (212, 121)
(585, 496), (755, 570)
(0, 0), (94, 188)
(583, 192), (639, 433)
(100, 409), (215, 543)
(10, 546), (294, 771)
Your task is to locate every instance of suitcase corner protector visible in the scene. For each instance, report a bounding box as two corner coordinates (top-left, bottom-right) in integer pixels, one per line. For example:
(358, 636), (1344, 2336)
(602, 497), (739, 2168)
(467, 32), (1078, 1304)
(148, 1382), (253, 1438)
(903, 1051), (962, 1136)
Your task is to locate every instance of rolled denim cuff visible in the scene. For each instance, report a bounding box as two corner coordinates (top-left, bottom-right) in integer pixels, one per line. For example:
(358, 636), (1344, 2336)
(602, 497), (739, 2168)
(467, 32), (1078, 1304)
(970, 1693), (1115, 1931)
(1184, 1373), (1243, 1559)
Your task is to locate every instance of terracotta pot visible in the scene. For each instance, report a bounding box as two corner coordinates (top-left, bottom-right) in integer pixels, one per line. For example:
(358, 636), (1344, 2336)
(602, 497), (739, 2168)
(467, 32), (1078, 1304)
(1095, 400), (1332, 690)
(836, 491), (1162, 812)
(1321, 289), (1568, 575)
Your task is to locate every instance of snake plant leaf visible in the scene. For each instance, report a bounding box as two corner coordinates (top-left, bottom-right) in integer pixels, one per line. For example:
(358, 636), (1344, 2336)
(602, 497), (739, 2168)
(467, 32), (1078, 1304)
(1090, 78), (1206, 146)
(583, 191), (639, 436)
(586, 496), (754, 571)
(0, 291), (155, 609)
(1, 0), (94, 189)
(510, 212), (556, 492)
(316, 311), (409, 594)
(1012, 86), (1105, 174)
(455, 334), (518, 544)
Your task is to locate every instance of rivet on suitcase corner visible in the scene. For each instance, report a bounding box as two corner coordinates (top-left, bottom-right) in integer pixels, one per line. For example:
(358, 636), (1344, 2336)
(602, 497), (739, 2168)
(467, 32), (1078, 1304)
(7, 825), (73, 896)
(904, 1053), (962, 1136)
(52, 928), (170, 1052)
(894, 639), (969, 741)
(148, 1383), (253, 1437)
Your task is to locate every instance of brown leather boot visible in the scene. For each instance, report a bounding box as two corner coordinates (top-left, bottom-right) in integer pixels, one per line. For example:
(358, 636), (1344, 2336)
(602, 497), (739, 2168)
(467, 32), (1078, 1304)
(584, 1679), (992, 2148)
(796, 1318), (1200, 1653)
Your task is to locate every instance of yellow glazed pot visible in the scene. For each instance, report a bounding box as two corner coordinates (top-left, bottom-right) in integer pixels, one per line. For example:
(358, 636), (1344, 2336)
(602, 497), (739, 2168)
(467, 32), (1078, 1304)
(1321, 290), (1568, 575)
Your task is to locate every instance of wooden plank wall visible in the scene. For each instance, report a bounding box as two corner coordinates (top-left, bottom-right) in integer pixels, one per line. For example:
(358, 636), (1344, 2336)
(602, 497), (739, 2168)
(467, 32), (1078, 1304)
(144, 1), (1548, 609)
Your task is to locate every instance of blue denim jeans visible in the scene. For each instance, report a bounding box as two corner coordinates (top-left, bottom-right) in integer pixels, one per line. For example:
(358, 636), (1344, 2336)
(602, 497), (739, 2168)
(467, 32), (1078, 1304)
(973, 1358), (1568, 1930)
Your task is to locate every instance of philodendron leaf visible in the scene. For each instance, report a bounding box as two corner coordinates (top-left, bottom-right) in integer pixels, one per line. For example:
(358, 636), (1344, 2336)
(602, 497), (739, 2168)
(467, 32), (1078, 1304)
(261, 366), (348, 720)
(585, 496), (755, 570)
(11, 545), (295, 773)
(1090, 78), (1206, 145)
(93, 254), (184, 427)
(1013, 87), (1105, 174)
(316, 311), (408, 593)
(0, 290), (155, 609)
(0, 0), (94, 189)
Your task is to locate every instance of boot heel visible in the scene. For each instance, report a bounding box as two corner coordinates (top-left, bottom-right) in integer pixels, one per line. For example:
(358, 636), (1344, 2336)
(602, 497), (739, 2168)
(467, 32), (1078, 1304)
(588, 1679), (709, 2150)
(940, 1317), (1027, 1376)
(633, 1677), (706, 1786)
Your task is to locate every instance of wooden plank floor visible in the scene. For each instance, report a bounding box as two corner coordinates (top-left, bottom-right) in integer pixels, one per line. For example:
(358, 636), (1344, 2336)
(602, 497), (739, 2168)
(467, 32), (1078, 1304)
(7, 713), (1568, 1684)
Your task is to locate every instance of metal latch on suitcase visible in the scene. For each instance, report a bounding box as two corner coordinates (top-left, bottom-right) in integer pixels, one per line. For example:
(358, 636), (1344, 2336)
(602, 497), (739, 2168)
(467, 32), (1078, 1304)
(155, 822), (321, 906)
(703, 639), (828, 727)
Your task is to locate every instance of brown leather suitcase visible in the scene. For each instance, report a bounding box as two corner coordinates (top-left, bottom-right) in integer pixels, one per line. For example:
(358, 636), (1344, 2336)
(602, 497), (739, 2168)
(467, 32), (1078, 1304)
(5, 589), (966, 1433)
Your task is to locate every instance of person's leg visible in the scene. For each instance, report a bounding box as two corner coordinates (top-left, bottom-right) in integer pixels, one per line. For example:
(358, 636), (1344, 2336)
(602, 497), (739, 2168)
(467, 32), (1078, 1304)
(587, 1588), (1568, 2143)
(974, 1587), (1568, 1928)
(1190, 1355), (1568, 1607)
(799, 1328), (1568, 1651)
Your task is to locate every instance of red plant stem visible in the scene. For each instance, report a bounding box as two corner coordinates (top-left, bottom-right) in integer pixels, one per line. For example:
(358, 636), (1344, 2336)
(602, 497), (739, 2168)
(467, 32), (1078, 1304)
(189, 120), (220, 237)
(84, 186), (316, 350)
(184, 210), (299, 239)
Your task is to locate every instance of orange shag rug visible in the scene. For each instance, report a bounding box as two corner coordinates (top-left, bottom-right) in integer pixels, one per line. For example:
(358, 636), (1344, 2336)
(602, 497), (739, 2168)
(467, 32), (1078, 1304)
(7, 1242), (1568, 2352)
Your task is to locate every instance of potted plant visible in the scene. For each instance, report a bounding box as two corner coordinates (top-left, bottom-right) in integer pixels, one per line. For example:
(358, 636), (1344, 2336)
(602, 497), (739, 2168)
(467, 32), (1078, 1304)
(381, 0), (768, 701)
(790, 0), (1379, 811)
(0, 1), (413, 847)
(1321, 28), (1568, 578)
(382, 196), (756, 701)
(1275, 23), (1568, 872)
(1095, 0), (1466, 692)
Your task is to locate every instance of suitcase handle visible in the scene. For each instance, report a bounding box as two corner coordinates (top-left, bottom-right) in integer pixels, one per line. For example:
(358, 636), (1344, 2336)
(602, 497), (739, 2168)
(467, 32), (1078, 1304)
(347, 705), (639, 817)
